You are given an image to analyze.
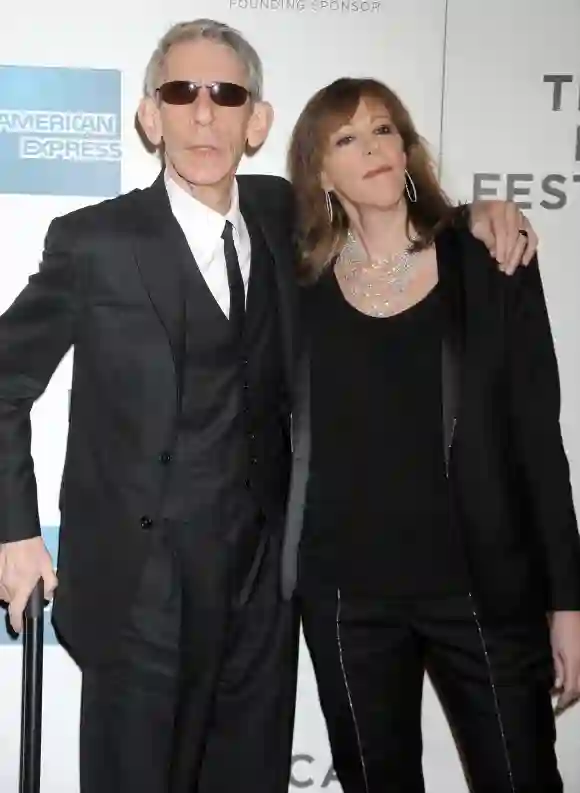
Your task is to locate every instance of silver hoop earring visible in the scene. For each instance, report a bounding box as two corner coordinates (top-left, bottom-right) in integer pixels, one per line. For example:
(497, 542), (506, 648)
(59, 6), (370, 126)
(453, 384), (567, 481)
(405, 169), (417, 203)
(325, 191), (334, 224)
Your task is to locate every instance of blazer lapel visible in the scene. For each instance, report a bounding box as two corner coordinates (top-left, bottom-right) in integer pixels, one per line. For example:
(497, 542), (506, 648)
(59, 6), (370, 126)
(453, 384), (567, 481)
(436, 227), (466, 467)
(130, 173), (191, 400)
(238, 180), (299, 394)
(281, 343), (311, 599)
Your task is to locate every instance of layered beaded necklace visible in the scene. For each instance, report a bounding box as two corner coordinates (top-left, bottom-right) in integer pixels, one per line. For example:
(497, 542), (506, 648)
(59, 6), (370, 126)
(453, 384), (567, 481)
(335, 230), (422, 318)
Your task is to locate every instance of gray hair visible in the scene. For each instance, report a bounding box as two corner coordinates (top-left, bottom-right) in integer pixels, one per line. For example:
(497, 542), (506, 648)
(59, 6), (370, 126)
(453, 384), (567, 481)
(143, 19), (263, 100)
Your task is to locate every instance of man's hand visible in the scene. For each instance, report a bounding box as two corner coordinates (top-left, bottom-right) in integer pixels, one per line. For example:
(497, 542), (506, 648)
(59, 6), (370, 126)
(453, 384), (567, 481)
(0, 537), (57, 633)
(468, 200), (538, 274)
(550, 610), (580, 714)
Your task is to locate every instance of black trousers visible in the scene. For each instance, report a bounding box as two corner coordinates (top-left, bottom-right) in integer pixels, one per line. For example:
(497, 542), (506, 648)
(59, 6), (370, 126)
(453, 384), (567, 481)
(301, 591), (561, 793)
(79, 520), (299, 793)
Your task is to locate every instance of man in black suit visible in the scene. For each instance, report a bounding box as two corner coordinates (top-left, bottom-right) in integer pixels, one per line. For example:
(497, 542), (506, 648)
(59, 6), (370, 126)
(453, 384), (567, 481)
(0, 18), (536, 793)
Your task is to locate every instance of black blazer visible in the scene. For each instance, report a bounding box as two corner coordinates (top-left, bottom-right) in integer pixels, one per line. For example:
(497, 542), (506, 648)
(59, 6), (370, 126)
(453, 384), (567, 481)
(0, 173), (299, 664)
(282, 226), (580, 619)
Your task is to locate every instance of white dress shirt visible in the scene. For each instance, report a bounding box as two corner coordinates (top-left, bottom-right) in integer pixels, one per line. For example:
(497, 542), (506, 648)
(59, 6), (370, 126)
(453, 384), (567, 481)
(164, 173), (251, 318)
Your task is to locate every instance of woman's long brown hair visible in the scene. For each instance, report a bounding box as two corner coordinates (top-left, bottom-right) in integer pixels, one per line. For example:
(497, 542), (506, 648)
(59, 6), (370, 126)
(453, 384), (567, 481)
(288, 78), (455, 282)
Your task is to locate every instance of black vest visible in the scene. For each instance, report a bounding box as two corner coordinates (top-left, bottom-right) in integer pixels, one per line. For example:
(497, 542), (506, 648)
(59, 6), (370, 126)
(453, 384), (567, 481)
(161, 210), (290, 558)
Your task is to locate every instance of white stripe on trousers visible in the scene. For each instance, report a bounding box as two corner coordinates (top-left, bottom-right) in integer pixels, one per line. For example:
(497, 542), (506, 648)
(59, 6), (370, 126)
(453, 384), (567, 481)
(333, 589), (518, 793)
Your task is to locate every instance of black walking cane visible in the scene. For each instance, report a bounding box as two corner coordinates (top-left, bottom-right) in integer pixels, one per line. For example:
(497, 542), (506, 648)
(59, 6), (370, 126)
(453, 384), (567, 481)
(19, 579), (44, 793)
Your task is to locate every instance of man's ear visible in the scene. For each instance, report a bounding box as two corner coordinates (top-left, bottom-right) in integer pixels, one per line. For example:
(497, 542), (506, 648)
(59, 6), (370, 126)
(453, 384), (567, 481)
(246, 100), (274, 150)
(137, 96), (163, 148)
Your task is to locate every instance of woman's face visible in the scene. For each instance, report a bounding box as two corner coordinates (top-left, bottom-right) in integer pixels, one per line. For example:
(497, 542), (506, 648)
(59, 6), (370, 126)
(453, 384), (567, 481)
(320, 97), (407, 213)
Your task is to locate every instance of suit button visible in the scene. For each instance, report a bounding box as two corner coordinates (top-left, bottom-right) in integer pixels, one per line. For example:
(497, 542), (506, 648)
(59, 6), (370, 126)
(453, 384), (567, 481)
(250, 457), (257, 465)
(245, 478), (251, 489)
(159, 452), (171, 464)
(140, 515), (153, 530)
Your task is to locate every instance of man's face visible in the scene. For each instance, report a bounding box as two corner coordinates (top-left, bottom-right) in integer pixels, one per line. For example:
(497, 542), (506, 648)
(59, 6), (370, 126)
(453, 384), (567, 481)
(140, 38), (272, 194)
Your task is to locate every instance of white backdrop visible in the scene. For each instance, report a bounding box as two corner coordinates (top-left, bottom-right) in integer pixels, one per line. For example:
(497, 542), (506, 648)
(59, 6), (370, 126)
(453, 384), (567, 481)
(0, 0), (579, 790)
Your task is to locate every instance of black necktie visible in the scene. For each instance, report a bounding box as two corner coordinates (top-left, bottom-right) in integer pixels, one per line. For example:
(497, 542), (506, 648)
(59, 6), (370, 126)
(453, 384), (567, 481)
(222, 220), (245, 334)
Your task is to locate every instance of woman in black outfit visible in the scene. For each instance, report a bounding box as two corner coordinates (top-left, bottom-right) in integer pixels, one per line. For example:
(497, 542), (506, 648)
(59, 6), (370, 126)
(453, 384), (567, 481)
(283, 78), (580, 792)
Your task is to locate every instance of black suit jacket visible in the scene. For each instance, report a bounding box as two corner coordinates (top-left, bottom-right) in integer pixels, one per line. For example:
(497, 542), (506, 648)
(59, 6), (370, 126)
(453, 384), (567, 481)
(282, 226), (580, 618)
(0, 173), (299, 664)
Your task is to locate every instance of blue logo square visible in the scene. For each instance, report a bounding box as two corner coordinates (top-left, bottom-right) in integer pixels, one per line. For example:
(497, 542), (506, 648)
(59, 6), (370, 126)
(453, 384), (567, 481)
(0, 526), (60, 646)
(0, 66), (122, 197)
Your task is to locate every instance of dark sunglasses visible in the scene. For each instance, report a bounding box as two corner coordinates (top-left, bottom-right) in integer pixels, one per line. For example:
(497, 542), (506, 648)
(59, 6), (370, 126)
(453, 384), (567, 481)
(156, 81), (251, 107)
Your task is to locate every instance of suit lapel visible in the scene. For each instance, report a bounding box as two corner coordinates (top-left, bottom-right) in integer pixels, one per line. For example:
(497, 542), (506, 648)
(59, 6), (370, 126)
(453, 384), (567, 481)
(128, 174), (299, 402)
(129, 173), (191, 399)
(436, 227), (466, 466)
(238, 180), (299, 394)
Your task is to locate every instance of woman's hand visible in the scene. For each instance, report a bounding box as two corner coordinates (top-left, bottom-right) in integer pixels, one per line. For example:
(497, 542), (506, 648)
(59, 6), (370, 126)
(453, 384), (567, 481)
(550, 610), (580, 714)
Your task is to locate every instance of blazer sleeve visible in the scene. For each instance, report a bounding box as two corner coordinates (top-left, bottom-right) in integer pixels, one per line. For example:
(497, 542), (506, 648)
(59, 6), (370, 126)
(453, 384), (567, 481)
(0, 217), (82, 544)
(505, 256), (580, 610)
